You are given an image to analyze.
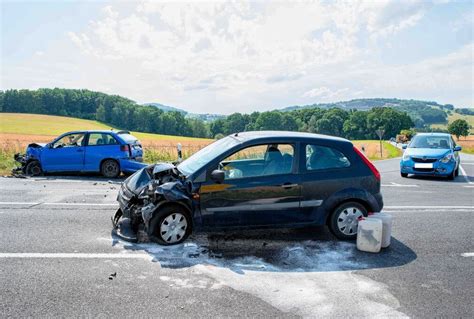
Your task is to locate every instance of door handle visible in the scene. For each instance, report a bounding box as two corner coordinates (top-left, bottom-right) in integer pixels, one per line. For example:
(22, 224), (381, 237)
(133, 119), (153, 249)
(281, 183), (298, 189)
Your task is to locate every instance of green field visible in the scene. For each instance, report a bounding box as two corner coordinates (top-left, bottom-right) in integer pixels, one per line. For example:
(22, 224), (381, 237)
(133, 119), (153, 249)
(431, 113), (474, 131)
(0, 113), (211, 142)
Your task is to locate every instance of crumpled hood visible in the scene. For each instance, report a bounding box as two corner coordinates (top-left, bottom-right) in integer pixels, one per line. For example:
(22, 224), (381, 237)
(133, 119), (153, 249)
(405, 148), (450, 158)
(152, 162), (176, 175)
(25, 143), (47, 159)
(27, 143), (46, 148)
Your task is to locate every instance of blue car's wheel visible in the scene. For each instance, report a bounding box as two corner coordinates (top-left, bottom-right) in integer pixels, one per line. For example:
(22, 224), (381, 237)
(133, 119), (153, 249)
(101, 159), (120, 178)
(401, 172), (408, 178)
(447, 168), (456, 180)
(25, 161), (42, 176)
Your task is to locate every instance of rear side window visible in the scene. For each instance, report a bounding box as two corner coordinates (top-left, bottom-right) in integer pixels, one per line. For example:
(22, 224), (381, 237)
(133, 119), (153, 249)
(305, 144), (350, 171)
(88, 133), (119, 146)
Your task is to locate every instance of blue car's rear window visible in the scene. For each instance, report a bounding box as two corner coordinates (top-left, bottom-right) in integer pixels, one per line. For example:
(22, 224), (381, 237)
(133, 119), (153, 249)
(118, 133), (139, 144)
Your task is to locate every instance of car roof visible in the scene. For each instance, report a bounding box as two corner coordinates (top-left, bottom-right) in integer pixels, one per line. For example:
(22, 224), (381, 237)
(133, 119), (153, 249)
(414, 132), (451, 137)
(62, 130), (131, 135)
(230, 131), (351, 144)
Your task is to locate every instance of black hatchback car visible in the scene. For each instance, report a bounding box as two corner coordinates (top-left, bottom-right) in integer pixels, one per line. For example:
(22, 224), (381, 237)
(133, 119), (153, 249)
(113, 131), (383, 245)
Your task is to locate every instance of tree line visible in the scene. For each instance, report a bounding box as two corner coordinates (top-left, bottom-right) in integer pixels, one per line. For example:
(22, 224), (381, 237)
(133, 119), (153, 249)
(0, 88), (414, 140)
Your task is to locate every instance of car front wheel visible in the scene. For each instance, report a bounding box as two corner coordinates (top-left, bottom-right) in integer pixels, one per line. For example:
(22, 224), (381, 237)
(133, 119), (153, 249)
(401, 172), (408, 178)
(329, 202), (367, 240)
(148, 205), (192, 245)
(25, 161), (42, 176)
(447, 168), (456, 180)
(101, 159), (120, 178)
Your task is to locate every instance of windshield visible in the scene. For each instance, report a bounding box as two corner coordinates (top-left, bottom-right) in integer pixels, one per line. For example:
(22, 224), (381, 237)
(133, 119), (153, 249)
(409, 135), (451, 149)
(177, 136), (240, 176)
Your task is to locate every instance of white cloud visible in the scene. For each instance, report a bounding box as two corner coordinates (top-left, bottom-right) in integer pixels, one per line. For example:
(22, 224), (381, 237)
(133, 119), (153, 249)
(3, 0), (469, 113)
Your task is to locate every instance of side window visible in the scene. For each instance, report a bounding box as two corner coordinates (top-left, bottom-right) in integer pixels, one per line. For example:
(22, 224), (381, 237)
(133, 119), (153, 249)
(220, 144), (294, 179)
(305, 144), (350, 171)
(53, 133), (85, 148)
(88, 133), (119, 146)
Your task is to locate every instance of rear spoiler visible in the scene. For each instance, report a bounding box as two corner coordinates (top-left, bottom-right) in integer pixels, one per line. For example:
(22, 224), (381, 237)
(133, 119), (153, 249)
(117, 130), (131, 134)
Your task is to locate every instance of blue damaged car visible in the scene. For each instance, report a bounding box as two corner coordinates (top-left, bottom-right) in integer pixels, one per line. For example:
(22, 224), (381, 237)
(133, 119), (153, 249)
(14, 130), (147, 178)
(400, 133), (462, 180)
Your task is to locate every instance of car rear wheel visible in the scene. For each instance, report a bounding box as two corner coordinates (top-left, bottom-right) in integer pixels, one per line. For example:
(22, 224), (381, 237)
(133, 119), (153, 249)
(101, 159), (120, 178)
(401, 172), (408, 178)
(148, 205), (192, 245)
(329, 202), (367, 240)
(25, 161), (42, 176)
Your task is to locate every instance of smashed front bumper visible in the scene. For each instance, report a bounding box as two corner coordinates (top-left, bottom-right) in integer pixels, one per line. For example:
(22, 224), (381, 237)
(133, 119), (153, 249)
(12, 153), (28, 175)
(111, 209), (138, 242)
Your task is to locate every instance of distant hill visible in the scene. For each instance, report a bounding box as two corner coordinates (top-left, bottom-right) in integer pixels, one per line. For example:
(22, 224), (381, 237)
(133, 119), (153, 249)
(279, 98), (460, 128)
(280, 98), (452, 112)
(144, 102), (225, 122)
(144, 103), (187, 114)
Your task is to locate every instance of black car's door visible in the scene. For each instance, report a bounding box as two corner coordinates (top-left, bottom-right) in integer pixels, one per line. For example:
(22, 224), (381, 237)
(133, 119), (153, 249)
(298, 143), (355, 223)
(199, 143), (303, 228)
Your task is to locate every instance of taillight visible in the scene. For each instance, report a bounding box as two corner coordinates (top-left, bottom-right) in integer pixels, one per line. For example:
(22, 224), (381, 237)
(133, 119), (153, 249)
(353, 146), (381, 181)
(120, 144), (130, 153)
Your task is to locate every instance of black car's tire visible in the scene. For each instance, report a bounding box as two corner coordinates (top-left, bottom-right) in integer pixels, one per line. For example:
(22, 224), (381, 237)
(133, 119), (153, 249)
(148, 205), (192, 245)
(101, 159), (120, 178)
(329, 202), (368, 240)
(401, 172), (408, 178)
(25, 161), (42, 176)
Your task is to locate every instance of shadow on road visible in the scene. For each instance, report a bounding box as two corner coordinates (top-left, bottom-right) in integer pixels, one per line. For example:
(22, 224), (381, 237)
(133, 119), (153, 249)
(113, 226), (417, 274)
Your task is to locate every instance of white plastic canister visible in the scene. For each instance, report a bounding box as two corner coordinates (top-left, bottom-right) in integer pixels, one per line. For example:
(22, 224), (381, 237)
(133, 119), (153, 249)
(368, 213), (393, 248)
(356, 218), (383, 253)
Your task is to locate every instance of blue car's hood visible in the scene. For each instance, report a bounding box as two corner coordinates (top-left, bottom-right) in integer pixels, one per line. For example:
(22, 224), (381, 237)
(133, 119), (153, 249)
(405, 148), (450, 158)
(25, 142), (47, 160)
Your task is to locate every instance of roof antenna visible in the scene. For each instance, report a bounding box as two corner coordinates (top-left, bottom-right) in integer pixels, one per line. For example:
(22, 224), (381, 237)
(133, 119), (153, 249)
(234, 132), (239, 137)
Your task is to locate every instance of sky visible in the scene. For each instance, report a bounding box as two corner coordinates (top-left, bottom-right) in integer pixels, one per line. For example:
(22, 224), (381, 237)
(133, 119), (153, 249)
(1, 0), (473, 114)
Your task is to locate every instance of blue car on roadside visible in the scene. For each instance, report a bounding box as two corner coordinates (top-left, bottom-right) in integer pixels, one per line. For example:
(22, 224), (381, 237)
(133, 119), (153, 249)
(14, 130), (147, 178)
(400, 133), (462, 180)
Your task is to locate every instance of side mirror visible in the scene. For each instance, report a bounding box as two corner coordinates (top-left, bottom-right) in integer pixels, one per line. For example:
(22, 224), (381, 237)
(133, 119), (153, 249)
(454, 146), (462, 152)
(210, 169), (225, 184)
(402, 144), (407, 149)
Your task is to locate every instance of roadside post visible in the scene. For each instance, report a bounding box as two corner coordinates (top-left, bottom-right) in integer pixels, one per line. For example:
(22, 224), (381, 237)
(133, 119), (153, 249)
(375, 128), (385, 158)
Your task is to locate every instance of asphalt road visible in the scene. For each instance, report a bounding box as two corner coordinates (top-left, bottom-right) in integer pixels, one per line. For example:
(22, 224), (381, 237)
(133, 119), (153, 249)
(0, 154), (473, 318)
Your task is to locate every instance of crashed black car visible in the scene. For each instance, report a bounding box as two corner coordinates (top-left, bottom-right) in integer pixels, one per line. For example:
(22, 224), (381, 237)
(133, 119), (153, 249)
(113, 131), (383, 245)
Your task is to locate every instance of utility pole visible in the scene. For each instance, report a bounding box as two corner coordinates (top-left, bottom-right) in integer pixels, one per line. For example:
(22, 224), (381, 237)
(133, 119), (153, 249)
(375, 128), (385, 158)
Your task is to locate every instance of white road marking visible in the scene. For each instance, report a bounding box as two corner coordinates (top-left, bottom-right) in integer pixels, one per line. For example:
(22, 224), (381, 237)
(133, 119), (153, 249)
(461, 253), (474, 257)
(0, 202), (117, 207)
(383, 206), (474, 212)
(460, 162), (474, 165)
(459, 165), (473, 184)
(382, 182), (418, 187)
(0, 253), (150, 259)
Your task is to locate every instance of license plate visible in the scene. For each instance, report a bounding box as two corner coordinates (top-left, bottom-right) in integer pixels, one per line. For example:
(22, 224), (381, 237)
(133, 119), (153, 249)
(414, 163), (433, 169)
